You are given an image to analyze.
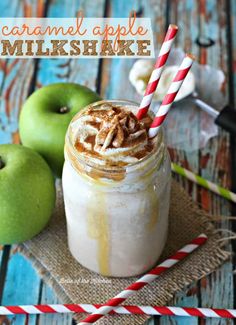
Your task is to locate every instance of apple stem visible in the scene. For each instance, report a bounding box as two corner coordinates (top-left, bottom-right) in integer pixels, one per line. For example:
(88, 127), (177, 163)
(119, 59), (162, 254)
(59, 106), (69, 114)
(0, 156), (4, 169)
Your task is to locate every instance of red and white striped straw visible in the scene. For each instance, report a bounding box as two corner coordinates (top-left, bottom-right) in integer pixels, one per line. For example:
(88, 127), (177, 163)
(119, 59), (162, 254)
(136, 24), (178, 120)
(78, 234), (207, 324)
(148, 53), (195, 138)
(1, 304), (236, 319)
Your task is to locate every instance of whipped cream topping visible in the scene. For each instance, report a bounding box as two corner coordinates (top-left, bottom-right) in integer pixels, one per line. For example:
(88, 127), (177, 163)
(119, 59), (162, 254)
(72, 102), (157, 166)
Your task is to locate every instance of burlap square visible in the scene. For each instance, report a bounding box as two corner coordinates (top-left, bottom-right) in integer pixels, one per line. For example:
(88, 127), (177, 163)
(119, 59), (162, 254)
(19, 179), (229, 325)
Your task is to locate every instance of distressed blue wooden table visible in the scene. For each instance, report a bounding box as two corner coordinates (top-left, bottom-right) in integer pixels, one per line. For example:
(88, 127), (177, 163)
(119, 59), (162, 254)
(0, 0), (235, 324)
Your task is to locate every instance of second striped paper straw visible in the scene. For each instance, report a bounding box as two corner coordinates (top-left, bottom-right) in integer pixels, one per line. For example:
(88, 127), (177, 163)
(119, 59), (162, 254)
(136, 24), (178, 120)
(78, 234), (207, 324)
(171, 163), (236, 203)
(148, 54), (195, 138)
(1, 304), (236, 319)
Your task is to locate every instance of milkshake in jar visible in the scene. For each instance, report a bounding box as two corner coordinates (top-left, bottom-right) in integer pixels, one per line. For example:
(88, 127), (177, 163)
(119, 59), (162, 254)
(62, 100), (171, 277)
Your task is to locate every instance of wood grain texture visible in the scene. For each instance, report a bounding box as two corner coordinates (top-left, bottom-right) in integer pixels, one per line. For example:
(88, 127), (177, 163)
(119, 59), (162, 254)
(2, 252), (41, 325)
(197, 2), (233, 325)
(36, 0), (105, 91)
(100, 0), (167, 102)
(159, 1), (234, 325)
(1, 1), (104, 325)
(0, 0), (45, 145)
(0, 1), (234, 325)
(34, 1), (105, 324)
(0, 1), (105, 325)
(0, 1), (47, 325)
(37, 285), (73, 325)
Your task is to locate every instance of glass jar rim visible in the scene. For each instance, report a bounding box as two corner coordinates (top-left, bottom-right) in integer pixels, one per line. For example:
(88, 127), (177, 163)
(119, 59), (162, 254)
(65, 99), (164, 174)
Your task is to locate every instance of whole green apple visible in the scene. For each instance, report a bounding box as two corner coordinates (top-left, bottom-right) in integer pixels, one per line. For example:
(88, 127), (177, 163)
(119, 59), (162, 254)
(0, 144), (56, 244)
(19, 83), (101, 177)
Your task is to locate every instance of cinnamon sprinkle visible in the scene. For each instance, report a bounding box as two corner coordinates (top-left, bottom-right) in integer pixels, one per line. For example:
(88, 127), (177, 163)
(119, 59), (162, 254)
(74, 103), (155, 166)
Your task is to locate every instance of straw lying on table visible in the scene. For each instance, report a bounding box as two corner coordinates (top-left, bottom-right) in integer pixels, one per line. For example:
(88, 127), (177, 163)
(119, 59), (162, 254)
(2, 304), (236, 319)
(78, 234), (207, 324)
(171, 163), (236, 204)
(136, 24), (178, 120)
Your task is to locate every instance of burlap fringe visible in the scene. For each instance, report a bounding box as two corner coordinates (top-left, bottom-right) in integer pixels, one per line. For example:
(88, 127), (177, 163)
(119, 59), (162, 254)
(17, 246), (73, 305)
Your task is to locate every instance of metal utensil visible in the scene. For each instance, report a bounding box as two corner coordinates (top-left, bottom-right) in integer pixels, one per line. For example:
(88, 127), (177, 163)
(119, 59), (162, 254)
(191, 91), (236, 136)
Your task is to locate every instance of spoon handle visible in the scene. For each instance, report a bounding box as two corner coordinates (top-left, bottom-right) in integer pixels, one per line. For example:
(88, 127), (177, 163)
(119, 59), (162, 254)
(192, 96), (219, 118)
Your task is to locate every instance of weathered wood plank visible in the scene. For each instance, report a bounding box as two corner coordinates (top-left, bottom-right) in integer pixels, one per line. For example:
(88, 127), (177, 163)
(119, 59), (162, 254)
(197, 1), (233, 325)
(101, 0), (166, 102)
(0, 0), (45, 145)
(2, 251), (41, 325)
(149, 1), (199, 324)
(100, 0), (140, 100)
(0, 2), (59, 325)
(1, 0), (106, 323)
(167, 0), (200, 201)
(161, 1), (234, 325)
(38, 284), (73, 325)
(200, 261), (234, 325)
(0, 1), (47, 325)
(34, 1), (106, 325)
(36, 0), (105, 91)
(0, 2), (234, 325)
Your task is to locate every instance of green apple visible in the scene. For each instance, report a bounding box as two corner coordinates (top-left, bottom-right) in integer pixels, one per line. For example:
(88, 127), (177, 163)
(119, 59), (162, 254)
(19, 83), (101, 177)
(0, 144), (56, 244)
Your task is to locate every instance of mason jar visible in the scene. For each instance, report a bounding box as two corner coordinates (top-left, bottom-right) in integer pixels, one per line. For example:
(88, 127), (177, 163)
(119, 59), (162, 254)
(62, 100), (171, 277)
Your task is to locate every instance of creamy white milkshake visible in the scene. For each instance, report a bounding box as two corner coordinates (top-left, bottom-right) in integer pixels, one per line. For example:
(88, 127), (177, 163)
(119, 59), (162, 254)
(62, 100), (171, 277)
